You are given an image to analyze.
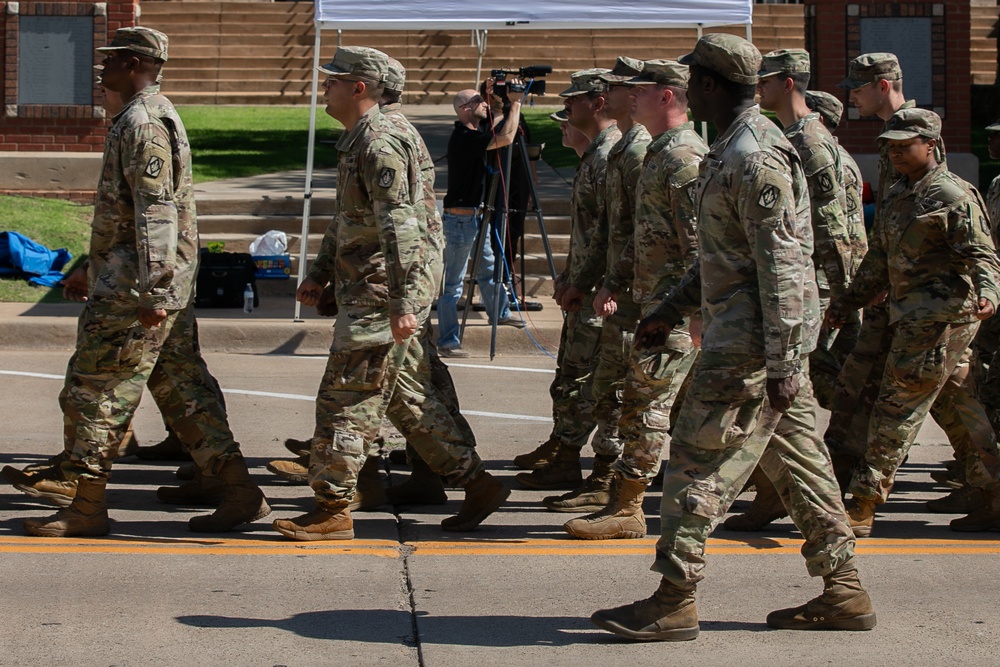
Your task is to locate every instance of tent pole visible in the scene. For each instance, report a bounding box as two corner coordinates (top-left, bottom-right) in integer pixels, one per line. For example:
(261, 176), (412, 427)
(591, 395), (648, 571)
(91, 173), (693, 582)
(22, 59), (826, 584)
(474, 29), (488, 86)
(697, 24), (708, 144)
(295, 26), (324, 322)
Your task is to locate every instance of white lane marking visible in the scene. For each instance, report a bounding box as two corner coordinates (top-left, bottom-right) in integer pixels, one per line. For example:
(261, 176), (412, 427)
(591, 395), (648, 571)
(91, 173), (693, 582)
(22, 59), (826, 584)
(0, 370), (552, 423)
(280, 356), (556, 375)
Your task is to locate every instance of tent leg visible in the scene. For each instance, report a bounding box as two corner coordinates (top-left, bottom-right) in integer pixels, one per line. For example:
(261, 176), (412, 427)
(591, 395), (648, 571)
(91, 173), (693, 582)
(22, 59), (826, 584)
(296, 26), (325, 322)
(474, 29), (488, 87)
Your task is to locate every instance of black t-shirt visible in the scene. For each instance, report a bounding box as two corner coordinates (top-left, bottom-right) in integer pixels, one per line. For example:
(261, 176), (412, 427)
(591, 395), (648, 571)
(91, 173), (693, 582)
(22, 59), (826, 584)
(444, 121), (494, 208)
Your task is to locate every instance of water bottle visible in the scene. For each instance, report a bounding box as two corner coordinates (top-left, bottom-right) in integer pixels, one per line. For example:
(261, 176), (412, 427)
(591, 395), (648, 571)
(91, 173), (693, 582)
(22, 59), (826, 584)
(243, 283), (254, 314)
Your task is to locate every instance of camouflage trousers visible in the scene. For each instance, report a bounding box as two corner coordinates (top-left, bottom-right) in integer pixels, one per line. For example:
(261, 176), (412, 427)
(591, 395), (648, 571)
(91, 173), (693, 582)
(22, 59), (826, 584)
(614, 330), (698, 482)
(653, 354), (856, 587)
(586, 319), (634, 458)
(849, 319), (1000, 500)
(311, 329), (483, 508)
(59, 300), (240, 480)
(972, 314), (1000, 435)
(548, 307), (603, 450)
(809, 307), (861, 411)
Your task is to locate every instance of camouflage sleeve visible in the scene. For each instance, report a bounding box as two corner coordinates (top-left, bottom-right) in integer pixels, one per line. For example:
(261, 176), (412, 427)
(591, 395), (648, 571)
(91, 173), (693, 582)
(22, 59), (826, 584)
(122, 122), (180, 310)
(835, 240), (887, 316)
(599, 146), (647, 294)
(986, 175), (1000, 248)
(805, 151), (853, 295)
(654, 257), (702, 326)
(569, 208), (609, 293)
(737, 153), (806, 379)
(668, 159), (702, 272)
(603, 235), (634, 295)
(307, 219), (337, 287)
(951, 196), (1000, 309)
(364, 138), (428, 315)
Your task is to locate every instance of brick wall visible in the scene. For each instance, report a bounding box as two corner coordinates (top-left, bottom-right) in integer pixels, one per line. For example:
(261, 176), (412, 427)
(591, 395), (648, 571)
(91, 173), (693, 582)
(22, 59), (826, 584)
(0, 0), (138, 152)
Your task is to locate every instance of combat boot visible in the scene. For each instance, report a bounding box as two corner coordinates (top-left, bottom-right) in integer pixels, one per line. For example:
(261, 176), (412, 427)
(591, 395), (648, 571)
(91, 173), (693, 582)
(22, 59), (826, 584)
(188, 455), (271, 532)
(441, 471), (509, 532)
(950, 490), (1000, 532)
(175, 463), (196, 481)
(284, 437), (311, 457)
(134, 431), (192, 462)
(348, 455), (390, 512)
(543, 454), (616, 513)
(7, 465), (76, 507)
(829, 449), (857, 494)
(266, 454), (310, 484)
(115, 428), (139, 459)
(273, 503), (354, 541)
(156, 466), (225, 506)
(766, 563), (876, 630)
(845, 496), (877, 538)
(590, 578), (699, 642)
(724, 467), (788, 531)
(512, 436), (560, 470)
(385, 457), (448, 506)
(23, 477), (110, 537)
(563, 475), (647, 540)
(513, 444), (582, 490)
(927, 486), (984, 514)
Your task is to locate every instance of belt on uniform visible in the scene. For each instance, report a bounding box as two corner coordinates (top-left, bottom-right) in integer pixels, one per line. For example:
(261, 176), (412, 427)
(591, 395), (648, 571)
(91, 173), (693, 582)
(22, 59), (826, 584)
(444, 207), (478, 215)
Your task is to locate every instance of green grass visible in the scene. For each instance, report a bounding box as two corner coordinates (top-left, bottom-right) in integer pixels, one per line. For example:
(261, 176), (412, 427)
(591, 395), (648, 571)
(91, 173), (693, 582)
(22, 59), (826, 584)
(0, 196), (92, 303)
(521, 108), (577, 170)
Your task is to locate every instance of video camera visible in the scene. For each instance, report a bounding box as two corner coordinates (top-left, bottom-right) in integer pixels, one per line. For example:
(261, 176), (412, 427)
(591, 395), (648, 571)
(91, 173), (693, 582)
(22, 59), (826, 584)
(490, 65), (552, 97)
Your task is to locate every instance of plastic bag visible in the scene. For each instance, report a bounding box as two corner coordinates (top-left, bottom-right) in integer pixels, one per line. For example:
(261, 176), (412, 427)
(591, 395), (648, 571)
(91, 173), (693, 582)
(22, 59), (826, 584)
(248, 230), (288, 256)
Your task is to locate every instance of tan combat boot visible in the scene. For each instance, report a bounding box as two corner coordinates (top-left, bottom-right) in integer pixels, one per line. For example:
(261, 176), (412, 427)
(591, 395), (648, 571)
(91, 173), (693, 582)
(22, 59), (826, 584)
(134, 430), (191, 462)
(12, 451), (66, 475)
(156, 465), (225, 505)
(927, 486), (984, 514)
(7, 465), (77, 508)
(845, 496), (878, 538)
(766, 563), (876, 630)
(348, 455), (390, 512)
(441, 471), (510, 532)
(266, 454), (310, 484)
(590, 578), (699, 641)
(723, 466), (788, 531)
(23, 477), (110, 537)
(188, 455), (271, 532)
(385, 457), (448, 506)
(513, 444), (582, 490)
(284, 437), (312, 457)
(512, 436), (560, 470)
(563, 475), (647, 540)
(543, 454), (617, 513)
(273, 503), (354, 541)
(950, 489), (1000, 532)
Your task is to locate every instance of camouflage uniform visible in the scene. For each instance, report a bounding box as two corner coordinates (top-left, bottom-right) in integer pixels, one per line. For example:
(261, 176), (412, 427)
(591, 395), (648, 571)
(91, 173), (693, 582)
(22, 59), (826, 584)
(60, 82), (242, 481)
(828, 110), (1000, 502)
(651, 96), (855, 586)
(307, 101), (482, 508)
(971, 121), (1000, 437)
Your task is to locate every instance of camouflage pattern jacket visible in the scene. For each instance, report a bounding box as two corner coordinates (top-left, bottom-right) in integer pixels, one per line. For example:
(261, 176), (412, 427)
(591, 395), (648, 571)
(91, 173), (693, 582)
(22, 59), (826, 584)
(835, 164), (1000, 325)
(655, 106), (819, 379)
(985, 173), (1000, 249)
(90, 84), (198, 311)
(839, 143), (869, 273)
(876, 99), (947, 219)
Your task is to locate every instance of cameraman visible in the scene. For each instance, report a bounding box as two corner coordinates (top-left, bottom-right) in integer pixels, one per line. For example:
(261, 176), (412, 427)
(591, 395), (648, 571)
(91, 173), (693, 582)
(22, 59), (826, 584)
(436, 80), (525, 357)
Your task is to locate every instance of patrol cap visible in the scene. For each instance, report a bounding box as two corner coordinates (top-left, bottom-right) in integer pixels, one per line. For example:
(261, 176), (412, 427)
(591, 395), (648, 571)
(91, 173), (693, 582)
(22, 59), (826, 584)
(599, 56), (645, 83)
(97, 27), (169, 62)
(805, 90), (844, 128)
(549, 108), (569, 122)
(758, 49), (811, 78)
(878, 107), (941, 142)
(319, 46), (388, 83)
(624, 59), (689, 87)
(559, 69), (611, 97)
(986, 118), (1000, 133)
(838, 53), (902, 90)
(385, 57), (406, 93)
(678, 33), (761, 85)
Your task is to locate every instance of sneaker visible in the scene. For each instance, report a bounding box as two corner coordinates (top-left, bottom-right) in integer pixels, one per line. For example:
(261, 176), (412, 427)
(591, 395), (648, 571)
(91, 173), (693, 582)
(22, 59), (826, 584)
(496, 316), (526, 329)
(438, 346), (470, 358)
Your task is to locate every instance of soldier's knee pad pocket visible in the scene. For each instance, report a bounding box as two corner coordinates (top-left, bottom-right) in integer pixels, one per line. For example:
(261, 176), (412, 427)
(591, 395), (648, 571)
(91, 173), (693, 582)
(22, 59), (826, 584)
(330, 344), (394, 391)
(76, 323), (149, 375)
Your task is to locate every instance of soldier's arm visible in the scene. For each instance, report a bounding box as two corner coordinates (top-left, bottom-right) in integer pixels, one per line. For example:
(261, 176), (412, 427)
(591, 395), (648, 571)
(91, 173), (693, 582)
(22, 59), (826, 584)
(832, 236), (887, 316)
(669, 157), (702, 272)
(652, 257), (701, 325)
(806, 154), (853, 296)
(306, 219), (338, 287)
(951, 197), (1000, 309)
(569, 207), (609, 293)
(123, 122), (180, 311)
(603, 235), (634, 295)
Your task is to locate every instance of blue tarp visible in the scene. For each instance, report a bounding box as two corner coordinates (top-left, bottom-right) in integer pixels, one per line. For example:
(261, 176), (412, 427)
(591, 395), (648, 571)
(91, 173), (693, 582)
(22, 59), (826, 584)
(0, 231), (72, 287)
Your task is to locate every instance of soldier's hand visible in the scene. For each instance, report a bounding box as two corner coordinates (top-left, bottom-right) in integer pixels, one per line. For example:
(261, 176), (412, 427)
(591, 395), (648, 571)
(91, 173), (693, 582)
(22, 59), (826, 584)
(593, 287), (618, 317)
(560, 286), (584, 313)
(823, 306), (847, 331)
(553, 277), (566, 304)
(296, 277), (324, 307)
(689, 313), (703, 349)
(61, 266), (89, 302)
(635, 313), (672, 350)
(869, 289), (889, 307)
(138, 307), (168, 329)
(976, 296), (995, 320)
(391, 312), (419, 344)
(766, 375), (800, 414)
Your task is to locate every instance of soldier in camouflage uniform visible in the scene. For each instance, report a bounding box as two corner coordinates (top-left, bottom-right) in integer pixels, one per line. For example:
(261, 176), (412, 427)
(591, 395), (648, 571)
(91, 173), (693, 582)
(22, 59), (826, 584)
(513, 70), (621, 489)
(591, 35), (874, 642)
(274, 47), (507, 541)
(826, 109), (1000, 534)
(542, 57), (649, 520)
(560, 60), (705, 540)
(21, 28), (271, 538)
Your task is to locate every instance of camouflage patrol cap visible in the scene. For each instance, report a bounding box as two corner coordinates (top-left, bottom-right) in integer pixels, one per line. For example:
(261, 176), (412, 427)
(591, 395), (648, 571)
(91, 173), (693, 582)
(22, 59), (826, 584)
(758, 49), (811, 78)
(319, 46), (389, 83)
(624, 59), (689, 87)
(559, 69), (611, 97)
(805, 90), (845, 128)
(385, 57), (406, 93)
(549, 108), (569, 122)
(600, 56), (645, 83)
(679, 34), (761, 85)
(97, 27), (169, 62)
(838, 53), (902, 90)
(986, 118), (1000, 133)
(878, 107), (941, 142)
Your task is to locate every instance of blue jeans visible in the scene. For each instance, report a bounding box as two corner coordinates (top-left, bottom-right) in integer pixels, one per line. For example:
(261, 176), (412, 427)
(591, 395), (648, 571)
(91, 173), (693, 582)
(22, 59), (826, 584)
(436, 212), (511, 349)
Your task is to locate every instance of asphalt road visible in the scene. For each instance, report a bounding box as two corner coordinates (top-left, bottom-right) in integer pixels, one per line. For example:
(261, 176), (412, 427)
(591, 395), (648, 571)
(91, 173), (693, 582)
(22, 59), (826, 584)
(0, 349), (997, 666)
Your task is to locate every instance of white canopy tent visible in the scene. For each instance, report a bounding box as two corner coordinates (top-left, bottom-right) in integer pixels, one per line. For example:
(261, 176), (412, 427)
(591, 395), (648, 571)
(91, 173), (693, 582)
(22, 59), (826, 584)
(295, 0), (754, 320)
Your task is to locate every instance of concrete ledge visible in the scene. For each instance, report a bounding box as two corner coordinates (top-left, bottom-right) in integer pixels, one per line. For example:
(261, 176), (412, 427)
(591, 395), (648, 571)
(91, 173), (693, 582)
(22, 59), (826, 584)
(0, 152), (103, 191)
